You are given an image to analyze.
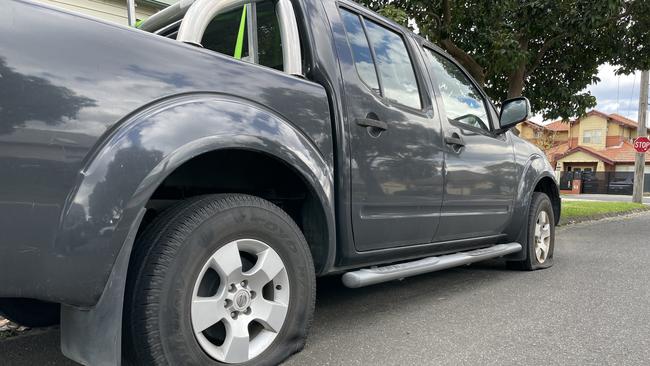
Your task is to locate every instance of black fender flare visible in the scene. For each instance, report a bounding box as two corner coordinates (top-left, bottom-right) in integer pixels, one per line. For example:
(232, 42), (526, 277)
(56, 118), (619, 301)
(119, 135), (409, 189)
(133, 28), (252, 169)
(59, 93), (335, 366)
(505, 154), (558, 260)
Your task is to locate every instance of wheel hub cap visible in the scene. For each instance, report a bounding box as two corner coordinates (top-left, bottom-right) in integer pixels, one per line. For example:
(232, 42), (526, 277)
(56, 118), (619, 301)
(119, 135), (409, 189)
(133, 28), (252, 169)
(232, 289), (251, 311)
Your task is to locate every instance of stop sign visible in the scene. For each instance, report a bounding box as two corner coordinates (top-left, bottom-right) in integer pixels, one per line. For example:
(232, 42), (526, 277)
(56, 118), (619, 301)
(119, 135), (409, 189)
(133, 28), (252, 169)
(633, 136), (650, 153)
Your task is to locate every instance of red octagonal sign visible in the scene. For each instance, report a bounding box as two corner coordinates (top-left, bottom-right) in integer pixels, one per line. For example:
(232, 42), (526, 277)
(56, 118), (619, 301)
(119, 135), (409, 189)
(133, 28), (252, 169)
(634, 136), (650, 153)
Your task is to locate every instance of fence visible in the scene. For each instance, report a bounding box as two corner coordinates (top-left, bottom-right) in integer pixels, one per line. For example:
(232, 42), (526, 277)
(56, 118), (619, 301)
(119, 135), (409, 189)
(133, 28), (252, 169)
(559, 171), (650, 195)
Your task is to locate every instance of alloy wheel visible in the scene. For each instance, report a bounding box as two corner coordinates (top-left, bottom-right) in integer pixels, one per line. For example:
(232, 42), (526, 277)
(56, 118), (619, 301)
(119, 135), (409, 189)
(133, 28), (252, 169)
(534, 210), (551, 263)
(191, 239), (290, 363)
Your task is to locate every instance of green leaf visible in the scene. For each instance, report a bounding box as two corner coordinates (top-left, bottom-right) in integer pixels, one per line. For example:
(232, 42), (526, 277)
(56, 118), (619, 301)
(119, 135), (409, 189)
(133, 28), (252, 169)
(356, 0), (650, 119)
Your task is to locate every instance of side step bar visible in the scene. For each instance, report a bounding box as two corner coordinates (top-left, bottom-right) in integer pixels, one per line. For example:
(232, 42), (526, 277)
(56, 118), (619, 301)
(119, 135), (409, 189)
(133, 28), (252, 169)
(342, 242), (522, 288)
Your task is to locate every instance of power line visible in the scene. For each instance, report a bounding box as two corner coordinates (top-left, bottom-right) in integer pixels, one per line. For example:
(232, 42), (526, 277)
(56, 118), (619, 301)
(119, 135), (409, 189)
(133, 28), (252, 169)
(627, 73), (637, 118)
(616, 73), (621, 115)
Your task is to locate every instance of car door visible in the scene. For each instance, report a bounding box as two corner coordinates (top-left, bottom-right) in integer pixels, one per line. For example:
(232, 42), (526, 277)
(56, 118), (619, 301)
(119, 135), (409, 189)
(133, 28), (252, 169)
(336, 6), (445, 251)
(421, 46), (518, 242)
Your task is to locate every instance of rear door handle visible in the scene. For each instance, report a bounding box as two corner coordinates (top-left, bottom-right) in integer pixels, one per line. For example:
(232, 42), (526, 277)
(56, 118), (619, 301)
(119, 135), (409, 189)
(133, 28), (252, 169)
(445, 132), (465, 153)
(444, 133), (465, 148)
(356, 118), (388, 131)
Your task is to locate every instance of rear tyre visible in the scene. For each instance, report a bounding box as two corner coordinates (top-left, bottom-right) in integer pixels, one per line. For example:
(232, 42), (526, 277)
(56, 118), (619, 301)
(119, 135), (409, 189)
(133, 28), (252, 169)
(507, 192), (555, 270)
(123, 194), (316, 365)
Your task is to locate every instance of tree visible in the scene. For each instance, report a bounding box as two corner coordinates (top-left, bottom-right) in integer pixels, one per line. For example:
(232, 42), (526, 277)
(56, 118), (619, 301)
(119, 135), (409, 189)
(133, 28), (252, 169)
(359, 0), (650, 120)
(535, 129), (558, 151)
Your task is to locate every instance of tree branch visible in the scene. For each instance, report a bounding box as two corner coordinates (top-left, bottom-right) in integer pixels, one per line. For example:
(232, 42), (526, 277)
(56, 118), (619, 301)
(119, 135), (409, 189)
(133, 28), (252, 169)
(525, 34), (565, 78)
(525, 2), (628, 78)
(439, 39), (486, 85)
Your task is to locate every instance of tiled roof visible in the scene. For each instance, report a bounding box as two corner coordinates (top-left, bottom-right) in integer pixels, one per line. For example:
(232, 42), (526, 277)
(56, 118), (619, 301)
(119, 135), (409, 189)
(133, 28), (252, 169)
(520, 120), (544, 130)
(547, 142), (570, 156)
(545, 120), (570, 132)
(608, 113), (641, 129)
(595, 141), (650, 163)
(555, 141), (650, 164)
(584, 110), (611, 121)
(539, 110), (648, 133)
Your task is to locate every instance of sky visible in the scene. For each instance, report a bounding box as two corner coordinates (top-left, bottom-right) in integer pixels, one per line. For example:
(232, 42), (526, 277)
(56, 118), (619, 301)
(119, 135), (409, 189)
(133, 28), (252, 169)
(587, 64), (643, 120)
(534, 64), (645, 124)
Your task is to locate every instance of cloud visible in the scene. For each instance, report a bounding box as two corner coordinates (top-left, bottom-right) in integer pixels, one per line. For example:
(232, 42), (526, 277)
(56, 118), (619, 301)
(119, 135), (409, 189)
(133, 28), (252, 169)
(587, 64), (643, 120)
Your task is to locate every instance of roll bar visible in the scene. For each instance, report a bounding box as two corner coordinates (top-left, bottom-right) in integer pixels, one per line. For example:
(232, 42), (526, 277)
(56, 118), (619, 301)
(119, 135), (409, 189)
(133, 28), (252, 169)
(164, 0), (302, 75)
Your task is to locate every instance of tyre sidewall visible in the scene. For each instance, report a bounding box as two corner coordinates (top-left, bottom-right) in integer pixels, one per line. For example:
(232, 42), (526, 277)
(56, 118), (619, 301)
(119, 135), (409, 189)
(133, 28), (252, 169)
(526, 193), (555, 270)
(149, 201), (314, 366)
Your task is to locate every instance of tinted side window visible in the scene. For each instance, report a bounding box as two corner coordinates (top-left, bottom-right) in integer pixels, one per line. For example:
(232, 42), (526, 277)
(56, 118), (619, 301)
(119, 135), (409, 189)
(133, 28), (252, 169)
(364, 20), (421, 109)
(424, 48), (490, 131)
(256, 1), (283, 70)
(201, 1), (284, 71)
(339, 8), (380, 91)
(202, 6), (249, 59)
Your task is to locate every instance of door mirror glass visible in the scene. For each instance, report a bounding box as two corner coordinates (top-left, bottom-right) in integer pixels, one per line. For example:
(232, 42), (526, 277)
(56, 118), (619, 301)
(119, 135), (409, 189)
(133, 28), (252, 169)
(498, 97), (530, 131)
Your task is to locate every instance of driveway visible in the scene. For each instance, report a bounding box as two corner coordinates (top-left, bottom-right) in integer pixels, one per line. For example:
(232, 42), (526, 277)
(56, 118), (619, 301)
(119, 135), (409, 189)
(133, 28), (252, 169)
(562, 193), (650, 204)
(2, 212), (650, 365)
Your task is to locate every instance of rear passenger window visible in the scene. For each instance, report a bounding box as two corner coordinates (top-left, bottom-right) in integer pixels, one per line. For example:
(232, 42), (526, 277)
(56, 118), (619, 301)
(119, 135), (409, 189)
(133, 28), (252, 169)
(364, 20), (421, 110)
(339, 8), (422, 110)
(339, 9), (380, 92)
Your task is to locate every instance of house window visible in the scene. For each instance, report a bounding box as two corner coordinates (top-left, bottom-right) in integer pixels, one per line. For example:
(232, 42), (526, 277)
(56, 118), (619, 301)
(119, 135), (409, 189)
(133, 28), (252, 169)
(583, 129), (603, 144)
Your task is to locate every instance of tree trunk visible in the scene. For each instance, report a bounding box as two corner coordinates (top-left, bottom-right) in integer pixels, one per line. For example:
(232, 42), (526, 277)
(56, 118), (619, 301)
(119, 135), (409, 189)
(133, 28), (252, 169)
(507, 62), (526, 98)
(507, 37), (529, 98)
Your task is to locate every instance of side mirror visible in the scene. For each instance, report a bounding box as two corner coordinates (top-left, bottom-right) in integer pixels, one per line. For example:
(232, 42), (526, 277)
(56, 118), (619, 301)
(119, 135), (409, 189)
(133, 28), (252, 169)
(497, 97), (530, 133)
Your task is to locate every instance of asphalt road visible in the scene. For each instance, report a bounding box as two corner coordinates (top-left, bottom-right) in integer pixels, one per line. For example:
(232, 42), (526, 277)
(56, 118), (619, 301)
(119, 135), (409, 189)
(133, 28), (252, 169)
(2, 212), (650, 365)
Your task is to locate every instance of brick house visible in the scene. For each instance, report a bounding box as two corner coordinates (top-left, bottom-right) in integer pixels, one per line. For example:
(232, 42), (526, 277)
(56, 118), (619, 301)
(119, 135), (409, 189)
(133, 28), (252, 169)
(518, 110), (650, 173)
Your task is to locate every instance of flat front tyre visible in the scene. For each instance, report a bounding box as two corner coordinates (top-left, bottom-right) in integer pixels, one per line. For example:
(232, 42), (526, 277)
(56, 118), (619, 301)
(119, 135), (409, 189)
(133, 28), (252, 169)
(507, 192), (555, 270)
(124, 194), (316, 366)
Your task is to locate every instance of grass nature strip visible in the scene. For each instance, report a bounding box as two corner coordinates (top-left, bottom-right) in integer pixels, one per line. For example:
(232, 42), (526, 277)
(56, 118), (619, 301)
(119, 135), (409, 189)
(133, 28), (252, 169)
(560, 200), (649, 224)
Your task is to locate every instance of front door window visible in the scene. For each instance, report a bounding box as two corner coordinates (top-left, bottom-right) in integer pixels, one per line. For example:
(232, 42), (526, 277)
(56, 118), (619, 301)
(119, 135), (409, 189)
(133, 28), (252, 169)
(423, 48), (490, 132)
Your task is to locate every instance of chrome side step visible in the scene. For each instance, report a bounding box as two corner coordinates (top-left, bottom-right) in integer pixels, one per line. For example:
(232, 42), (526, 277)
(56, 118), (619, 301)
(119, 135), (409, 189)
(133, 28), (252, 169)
(342, 242), (522, 288)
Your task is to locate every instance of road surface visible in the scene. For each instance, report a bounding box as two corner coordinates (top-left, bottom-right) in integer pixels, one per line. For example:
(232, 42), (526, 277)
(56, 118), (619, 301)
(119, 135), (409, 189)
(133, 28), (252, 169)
(2, 212), (649, 365)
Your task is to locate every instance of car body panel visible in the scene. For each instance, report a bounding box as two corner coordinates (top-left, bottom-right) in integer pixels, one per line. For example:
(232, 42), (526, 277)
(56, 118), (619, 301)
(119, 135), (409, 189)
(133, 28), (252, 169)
(415, 39), (518, 243)
(0, 0), (559, 311)
(0, 0), (334, 306)
(436, 126), (517, 241)
(333, 3), (445, 252)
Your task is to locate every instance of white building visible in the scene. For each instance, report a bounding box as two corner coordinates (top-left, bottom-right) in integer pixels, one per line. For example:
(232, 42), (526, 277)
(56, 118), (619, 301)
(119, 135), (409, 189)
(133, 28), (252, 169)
(38, 0), (173, 26)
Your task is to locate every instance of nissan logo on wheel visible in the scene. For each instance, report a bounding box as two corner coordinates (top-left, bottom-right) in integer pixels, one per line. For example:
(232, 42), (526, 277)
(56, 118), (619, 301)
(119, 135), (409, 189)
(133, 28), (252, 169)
(633, 136), (650, 153)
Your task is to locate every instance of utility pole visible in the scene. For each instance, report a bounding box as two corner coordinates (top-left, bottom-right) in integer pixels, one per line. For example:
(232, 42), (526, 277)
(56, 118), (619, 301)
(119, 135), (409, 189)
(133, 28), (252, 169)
(126, 0), (136, 27)
(633, 70), (649, 203)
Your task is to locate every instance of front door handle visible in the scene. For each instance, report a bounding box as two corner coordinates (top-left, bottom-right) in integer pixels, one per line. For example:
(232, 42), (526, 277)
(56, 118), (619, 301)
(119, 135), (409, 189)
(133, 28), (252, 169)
(356, 118), (388, 131)
(445, 133), (465, 149)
